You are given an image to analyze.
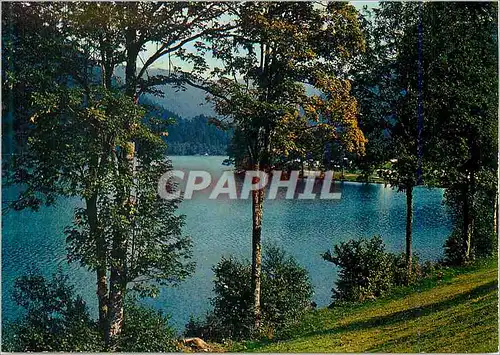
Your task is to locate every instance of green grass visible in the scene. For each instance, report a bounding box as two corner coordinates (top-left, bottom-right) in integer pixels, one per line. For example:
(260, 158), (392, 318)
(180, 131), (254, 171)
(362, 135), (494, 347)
(231, 259), (498, 353)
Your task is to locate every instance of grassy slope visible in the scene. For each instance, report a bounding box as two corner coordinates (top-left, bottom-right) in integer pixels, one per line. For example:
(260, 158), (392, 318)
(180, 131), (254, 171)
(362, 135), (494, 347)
(235, 261), (498, 353)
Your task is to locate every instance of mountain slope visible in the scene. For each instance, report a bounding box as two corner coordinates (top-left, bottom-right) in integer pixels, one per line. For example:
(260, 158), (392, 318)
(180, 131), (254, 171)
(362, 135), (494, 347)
(115, 66), (215, 119)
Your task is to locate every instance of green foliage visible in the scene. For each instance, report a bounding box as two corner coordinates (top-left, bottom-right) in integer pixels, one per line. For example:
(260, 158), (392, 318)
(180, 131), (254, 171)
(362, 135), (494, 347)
(261, 247), (313, 332)
(323, 236), (394, 302)
(1, 2), (90, 161)
(2, 271), (102, 352)
(9, 82), (194, 305)
(323, 236), (439, 303)
(209, 2), (366, 167)
(444, 182), (497, 265)
(443, 230), (467, 266)
(165, 115), (232, 156)
(117, 300), (178, 352)
(352, 1), (497, 268)
(390, 253), (423, 286)
(4, 1), (232, 346)
(185, 246), (313, 341)
(2, 271), (180, 353)
(64, 128), (195, 298)
(426, 3), (498, 265)
(186, 257), (253, 341)
(10, 86), (144, 211)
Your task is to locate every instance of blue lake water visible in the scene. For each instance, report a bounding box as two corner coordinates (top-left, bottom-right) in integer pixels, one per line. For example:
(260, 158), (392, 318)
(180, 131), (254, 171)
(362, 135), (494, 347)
(1, 156), (452, 331)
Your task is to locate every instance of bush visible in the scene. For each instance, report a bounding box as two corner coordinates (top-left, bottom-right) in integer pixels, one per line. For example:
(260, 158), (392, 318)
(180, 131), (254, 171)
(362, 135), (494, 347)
(261, 247), (313, 334)
(323, 236), (394, 303)
(185, 246), (313, 341)
(390, 253), (423, 286)
(202, 256), (254, 341)
(324, 236), (441, 304)
(2, 271), (179, 352)
(2, 271), (102, 352)
(117, 299), (178, 352)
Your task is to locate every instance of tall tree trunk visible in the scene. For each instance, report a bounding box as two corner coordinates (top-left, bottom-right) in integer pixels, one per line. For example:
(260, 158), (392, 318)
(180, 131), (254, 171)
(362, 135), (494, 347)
(251, 166), (264, 331)
(105, 147), (135, 348)
(463, 172), (476, 263)
(96, 267), (108, 331)
(494, 191), (498, 239)
(106, 245), (127, 350)
(104, 16), (139, 347)
(86, 195), (108, 332)
(102, 61), (113, 90)
(405, 185), (413, 283)
(462, 184), (470, 262)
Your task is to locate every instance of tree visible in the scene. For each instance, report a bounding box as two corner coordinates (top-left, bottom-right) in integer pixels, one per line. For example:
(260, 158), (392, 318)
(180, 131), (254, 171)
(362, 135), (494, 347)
(350, 7), (393, 181)
(355, 2), (497, 271)
(354, 2), (433, 283)
(2, 271), (180, 352)
(65, 94), (195, 344)
(1, 2), (92, 172)
(185, 246), (313, 341)
(422, 2), (498, 263)
(5, 2), (235, 347)
(207, 2), (365, 330)
(2, 271), (102, 352)
(117, 299), (178, 352)
(323, 236), (394, 302)
(11, 84), (194, 348)
(65, 4), (235, 343)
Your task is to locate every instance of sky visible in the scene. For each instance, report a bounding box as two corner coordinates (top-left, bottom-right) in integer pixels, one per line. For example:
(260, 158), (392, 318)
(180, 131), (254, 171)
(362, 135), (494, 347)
(140, 1), (380, 73)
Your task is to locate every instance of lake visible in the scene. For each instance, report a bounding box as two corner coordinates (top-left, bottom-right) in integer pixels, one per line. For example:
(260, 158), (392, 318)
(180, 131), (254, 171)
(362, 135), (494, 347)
(1, 156), (452, 331)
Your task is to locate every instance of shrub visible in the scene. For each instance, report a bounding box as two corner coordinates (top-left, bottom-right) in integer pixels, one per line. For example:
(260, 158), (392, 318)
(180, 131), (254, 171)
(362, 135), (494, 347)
(261, 246), (314, 334)
(323, 236), (394, 303)
(390, 253), (423, 286)
(2, 271), (102, 352)
(185, 246), (313, 341)
(2, 271), (179, 352)
(209, 256), (254, 340)
(117, 299), (178, 352)
(324, 236), (441, 304)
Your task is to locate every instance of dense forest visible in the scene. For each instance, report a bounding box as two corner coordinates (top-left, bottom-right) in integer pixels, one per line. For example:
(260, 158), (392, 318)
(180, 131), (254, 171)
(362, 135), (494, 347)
(140, 97), (231, 156)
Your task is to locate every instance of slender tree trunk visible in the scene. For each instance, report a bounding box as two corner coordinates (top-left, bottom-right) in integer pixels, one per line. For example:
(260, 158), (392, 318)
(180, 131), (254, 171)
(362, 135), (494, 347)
(106, 146), (135, 349)
(463, 172), (476, 263)
(86, 188), (108, 332)
(96, 268), (108, 331)
(102, 61), (113, 90)
(405, 185), (413, 283)
(106, 248), (127, 350)
(462, 184), (470, 262)
(251, 165), (264, 331)
(104, 17), (139, 347)
(494, 191), (498, 239)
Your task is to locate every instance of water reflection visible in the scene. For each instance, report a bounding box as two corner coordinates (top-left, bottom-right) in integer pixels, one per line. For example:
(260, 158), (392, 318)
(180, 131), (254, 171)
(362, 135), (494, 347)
(2, 156), (452, 331)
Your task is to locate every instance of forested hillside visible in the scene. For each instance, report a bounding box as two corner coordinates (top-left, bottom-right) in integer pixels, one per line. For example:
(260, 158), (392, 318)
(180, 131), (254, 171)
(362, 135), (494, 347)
(165, 115), (231, 155)
(140, 96), (231, 156)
